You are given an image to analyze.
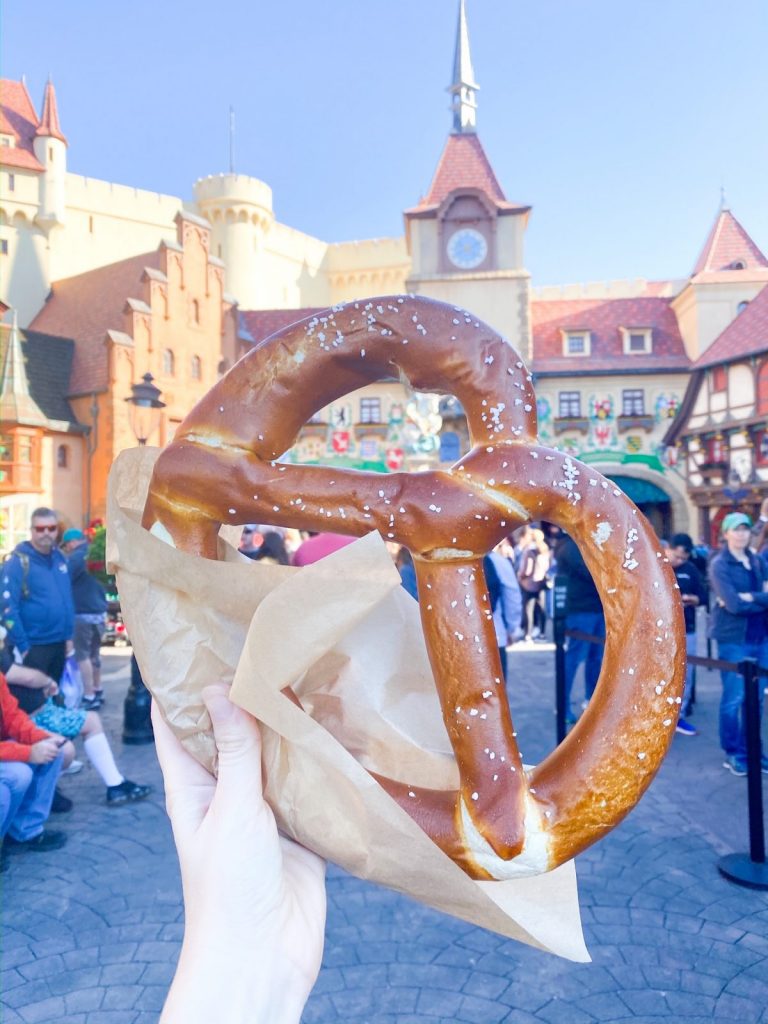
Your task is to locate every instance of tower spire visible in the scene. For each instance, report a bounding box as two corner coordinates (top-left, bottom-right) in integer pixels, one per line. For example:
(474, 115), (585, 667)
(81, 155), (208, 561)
(448, 0), (478, 134)
(0, 311), (47, 426)
(36, 77), (67, 144)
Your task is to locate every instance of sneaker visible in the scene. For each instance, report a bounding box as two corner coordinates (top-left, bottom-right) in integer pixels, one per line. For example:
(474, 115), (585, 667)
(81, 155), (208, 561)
(51, 789), (73, 814)
(5, 830), (67, 853)
(675, 719), (698, 737)
(93, 688), (105, 705)
(723, 755), (748, 777)
(106, 780), (153, 807)
(61, 759), (84, 776)
(81, 694), (103, 711)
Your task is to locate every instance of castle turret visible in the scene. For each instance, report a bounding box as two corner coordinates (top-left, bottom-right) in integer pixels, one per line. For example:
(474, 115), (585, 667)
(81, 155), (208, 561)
(193, 173), (275, 308)
(33, 78), (67, 230)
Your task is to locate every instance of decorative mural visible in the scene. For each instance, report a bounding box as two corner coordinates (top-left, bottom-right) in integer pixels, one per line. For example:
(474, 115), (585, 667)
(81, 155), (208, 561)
(588, 394), (616, 450)
(654, 394), (680, 423)
(536, 396), (552, 443)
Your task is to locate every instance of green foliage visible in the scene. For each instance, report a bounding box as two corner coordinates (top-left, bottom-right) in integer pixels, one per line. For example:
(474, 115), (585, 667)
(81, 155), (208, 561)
(86, 525), (117, 600)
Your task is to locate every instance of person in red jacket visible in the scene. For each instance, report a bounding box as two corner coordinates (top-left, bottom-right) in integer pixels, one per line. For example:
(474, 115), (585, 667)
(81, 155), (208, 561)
(0, 671), (67, 862)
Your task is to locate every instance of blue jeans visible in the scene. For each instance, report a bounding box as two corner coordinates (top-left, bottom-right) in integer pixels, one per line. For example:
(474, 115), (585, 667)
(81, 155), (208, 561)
(565, 612), (606, 710)
(717, 640), (768, 759)
(0, 754), (63, 842)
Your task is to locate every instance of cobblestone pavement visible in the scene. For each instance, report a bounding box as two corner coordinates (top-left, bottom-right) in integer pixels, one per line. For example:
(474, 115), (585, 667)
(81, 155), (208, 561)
(2, 642), (768, 1023)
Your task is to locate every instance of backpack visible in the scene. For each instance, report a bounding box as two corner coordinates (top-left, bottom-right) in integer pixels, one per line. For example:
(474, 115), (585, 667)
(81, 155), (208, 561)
(3, 551), (30, 599)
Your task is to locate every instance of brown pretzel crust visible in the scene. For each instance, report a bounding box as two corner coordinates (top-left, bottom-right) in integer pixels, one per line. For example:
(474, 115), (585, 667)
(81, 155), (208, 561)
(142, 295), (684, 879)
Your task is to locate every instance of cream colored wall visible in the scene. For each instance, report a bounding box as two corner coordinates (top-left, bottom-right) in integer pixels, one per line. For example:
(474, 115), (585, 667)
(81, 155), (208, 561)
(672, 279), (768, 360)
(688, 361), (755, 431)
(0, 165), (183, 325)
(407, 272), (532, 361)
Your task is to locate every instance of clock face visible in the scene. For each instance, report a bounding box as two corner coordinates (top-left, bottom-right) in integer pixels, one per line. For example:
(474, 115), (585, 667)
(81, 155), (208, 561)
(447, 227), (488, 270)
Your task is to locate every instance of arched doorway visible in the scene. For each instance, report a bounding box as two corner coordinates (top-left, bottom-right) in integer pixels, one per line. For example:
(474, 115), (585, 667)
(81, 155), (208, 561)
(608, 474), (672, 537)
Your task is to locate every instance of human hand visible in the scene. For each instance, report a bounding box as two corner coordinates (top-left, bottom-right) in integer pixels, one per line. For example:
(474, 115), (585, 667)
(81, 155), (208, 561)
(29, 737), (63, 764)
(739, 592), (754, 602)
(65, 640), (74, 656)
(154, 685), (326, 1024)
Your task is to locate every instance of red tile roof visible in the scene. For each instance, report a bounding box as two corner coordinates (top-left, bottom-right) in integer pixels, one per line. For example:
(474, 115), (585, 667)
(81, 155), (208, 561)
(36, 80), (66, 144)
(409, 133), (528, 214)
(29, 250), (162, 394)
(693, 284), (768, 369)
(692, 209), (768, 275)
(531, 296), (690, 374)
(0, 78), (43, 171)
(240, 307), (326, 346)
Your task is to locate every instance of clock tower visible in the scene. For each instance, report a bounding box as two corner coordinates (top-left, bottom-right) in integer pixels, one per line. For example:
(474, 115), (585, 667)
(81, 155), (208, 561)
(404, 0), (532, 360)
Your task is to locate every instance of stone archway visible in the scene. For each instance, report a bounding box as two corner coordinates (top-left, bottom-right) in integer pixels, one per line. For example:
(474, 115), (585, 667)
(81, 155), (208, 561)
(590, 462), (691, 539)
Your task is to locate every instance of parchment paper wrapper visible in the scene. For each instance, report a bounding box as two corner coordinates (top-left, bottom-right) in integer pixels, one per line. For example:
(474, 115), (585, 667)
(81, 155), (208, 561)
(107, 447), (589, 962)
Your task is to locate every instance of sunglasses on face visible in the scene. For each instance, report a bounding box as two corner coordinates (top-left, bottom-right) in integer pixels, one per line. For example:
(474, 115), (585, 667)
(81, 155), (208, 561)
(33, 525), (58, 533)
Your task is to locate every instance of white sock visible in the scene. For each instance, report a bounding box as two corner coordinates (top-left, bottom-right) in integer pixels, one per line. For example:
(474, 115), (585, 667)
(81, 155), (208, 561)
(83, 733), (124, 788)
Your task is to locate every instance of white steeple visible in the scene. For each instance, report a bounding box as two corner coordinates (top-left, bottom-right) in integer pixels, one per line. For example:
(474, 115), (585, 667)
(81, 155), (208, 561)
(448, 0), (478, 133)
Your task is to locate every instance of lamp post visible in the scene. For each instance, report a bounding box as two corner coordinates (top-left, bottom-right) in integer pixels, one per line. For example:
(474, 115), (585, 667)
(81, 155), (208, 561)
(125, 372), (165, 445)
(122, 373), (165, 744)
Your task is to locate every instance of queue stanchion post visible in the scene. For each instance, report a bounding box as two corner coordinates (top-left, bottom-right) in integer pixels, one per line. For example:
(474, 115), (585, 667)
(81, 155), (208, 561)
(718, 658), (768, 890)
(553, 575), (568, 745)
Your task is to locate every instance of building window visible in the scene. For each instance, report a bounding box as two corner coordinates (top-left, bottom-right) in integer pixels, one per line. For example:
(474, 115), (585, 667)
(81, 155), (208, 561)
(190, 299), (200, 325)
(49, 146), (54, 161)
(190, 355), (202, 380)
(0, 135), (13, 147)
(558, 391), (582, 418)
(56, 444), (69, 468)
(737, 300), (749, 315)
(712, 365), (727, 393)
(89, 216), (94, 234)
(621, 389), (645, 416)
(707, 436), (726, 463)
(757, 359), (768, 415)
(621, 328), (652, 354)
(8, 173), (15, 192)
(562, 332), (590, 357)
(731, 260), (746, 270)
(162, 349), (175, 376)
(360, 397), (381, 423)
(0, 240), (7, 256)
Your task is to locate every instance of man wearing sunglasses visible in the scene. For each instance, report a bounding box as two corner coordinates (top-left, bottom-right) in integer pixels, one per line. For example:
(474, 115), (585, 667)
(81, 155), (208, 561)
(2, 508), (75, 711)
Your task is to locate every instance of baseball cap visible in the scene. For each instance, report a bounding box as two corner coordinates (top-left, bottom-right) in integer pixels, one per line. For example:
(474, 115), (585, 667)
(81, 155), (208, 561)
(721, 512), (752, 533)
(61, 528), (85, 543)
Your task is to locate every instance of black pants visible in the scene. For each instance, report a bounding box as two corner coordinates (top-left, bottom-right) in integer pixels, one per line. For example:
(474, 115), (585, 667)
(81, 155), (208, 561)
(9, 642), (67, 714)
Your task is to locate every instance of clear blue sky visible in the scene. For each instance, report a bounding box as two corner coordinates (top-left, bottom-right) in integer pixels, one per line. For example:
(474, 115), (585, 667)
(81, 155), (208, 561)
(3, 0), (766, 287)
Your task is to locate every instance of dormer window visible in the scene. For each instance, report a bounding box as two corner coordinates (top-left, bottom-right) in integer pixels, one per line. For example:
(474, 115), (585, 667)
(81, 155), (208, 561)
(621, 328), (652, 355)
(0, 135), (14, 147)
(737, 301), (749, 315)
(562, 331), (591, 357)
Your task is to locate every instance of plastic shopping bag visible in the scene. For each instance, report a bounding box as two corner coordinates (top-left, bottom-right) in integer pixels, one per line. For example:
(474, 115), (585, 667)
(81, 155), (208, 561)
(59, 654), (84, 710)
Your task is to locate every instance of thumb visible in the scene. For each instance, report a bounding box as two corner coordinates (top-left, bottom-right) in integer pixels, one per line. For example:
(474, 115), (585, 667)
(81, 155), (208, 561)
(202, 684), (264, 809)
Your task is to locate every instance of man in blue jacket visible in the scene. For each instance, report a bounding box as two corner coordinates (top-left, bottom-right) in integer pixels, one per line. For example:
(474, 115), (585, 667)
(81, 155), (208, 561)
(709, 512), (768, 776)
(61, 528), (107, 710)
(2, 508), (74, 713)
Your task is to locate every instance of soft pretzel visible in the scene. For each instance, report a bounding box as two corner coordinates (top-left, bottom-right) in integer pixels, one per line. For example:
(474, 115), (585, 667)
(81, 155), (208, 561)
(142, 295), (685, 880)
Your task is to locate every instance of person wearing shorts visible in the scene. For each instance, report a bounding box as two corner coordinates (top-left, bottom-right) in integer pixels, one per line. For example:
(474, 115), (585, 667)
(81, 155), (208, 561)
(1, 646), (152, 808)
(61, 529), (107, 710)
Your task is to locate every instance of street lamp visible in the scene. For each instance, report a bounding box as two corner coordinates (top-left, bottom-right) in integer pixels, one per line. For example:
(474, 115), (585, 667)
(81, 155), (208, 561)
(122, 373), (165, 744)
(125, 372), (165, 445)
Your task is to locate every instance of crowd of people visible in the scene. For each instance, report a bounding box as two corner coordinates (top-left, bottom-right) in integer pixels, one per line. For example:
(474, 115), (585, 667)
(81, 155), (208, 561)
(1, 508), (153, 868)
(2, 501), (767, 871)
